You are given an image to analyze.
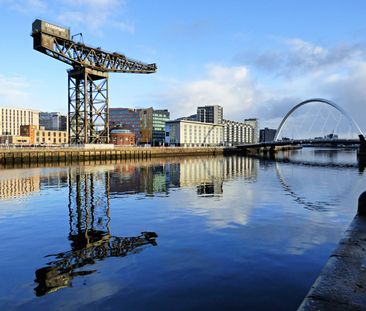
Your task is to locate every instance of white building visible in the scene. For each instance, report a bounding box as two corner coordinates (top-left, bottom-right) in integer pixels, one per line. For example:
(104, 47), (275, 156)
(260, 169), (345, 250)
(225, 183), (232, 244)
(244, 118), (259, 143)
(0, 107), (39, 136)
(223, 119), (256, 146)
(165, 120), (224, 147)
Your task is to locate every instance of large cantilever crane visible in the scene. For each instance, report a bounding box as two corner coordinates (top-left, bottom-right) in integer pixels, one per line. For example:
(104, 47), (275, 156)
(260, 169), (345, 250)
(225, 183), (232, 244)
(31, 19), (157, 144)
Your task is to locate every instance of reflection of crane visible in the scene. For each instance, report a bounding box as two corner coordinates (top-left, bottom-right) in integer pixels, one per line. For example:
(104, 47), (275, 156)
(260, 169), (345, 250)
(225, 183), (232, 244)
(34, 231), (157, 296)
(34, 168), (158, 296)
(31, 20), (157, 144)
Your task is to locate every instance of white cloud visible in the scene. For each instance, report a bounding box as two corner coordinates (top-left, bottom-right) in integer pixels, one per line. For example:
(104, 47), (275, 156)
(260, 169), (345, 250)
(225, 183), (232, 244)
(0, 74), (33, 107)
(158, 64), (259, 121)
(155, 38), (366, 135)
(0, 0), (49, 14)
(1, 0), (134, 34)
(57, 0), (134, 33)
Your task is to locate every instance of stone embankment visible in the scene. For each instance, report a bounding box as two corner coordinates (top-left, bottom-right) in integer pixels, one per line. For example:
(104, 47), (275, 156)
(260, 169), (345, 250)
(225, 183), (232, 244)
(298, 192), (366, 310)
(0, 146), (224, 167)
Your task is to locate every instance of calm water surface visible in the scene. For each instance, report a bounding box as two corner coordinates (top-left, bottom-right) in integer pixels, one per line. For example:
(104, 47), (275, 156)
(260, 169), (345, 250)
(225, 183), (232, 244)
(0, 148), (365, 311)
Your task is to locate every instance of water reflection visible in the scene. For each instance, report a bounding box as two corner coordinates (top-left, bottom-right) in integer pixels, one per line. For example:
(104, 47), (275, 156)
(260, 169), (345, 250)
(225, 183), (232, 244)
(34, 168), (158, 296)
(109, 157), (257, 198)
(0, 153), (364, 310)
(0, 170), (41, 199)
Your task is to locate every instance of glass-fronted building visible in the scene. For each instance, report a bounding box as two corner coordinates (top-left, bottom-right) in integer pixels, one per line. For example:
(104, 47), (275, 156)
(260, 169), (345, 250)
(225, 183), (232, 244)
(110, 107), (170, 145)
(152, 109), (170, 146)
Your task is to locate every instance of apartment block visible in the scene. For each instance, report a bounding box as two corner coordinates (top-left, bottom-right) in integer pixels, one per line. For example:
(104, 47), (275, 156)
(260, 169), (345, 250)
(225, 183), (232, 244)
(223, 119), (255, 146)
(0, 107), (39, 136)
(165, 120), (223, 147)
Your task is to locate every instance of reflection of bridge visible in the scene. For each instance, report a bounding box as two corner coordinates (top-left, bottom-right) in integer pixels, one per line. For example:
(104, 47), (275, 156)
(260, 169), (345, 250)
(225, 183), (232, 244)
(237, 98), (366, 153)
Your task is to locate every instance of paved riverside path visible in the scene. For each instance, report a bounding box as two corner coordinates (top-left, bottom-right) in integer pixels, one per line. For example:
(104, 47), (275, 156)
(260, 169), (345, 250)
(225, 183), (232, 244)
(298, 192), (366, 310)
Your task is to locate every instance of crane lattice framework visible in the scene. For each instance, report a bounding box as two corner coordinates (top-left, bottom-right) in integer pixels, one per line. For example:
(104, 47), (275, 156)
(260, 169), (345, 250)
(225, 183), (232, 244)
(31, 19), (157, 144)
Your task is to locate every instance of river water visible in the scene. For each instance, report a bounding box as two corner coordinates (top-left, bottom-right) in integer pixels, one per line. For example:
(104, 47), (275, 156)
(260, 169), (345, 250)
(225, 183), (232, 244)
(0, 148), (365, 310)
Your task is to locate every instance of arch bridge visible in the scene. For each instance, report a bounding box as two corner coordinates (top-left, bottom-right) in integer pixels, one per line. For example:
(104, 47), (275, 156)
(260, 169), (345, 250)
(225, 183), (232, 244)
(237, 98), (366, 152)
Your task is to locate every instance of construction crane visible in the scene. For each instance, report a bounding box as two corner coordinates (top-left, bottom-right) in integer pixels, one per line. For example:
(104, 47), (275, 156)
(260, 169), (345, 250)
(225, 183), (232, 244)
(31, 19), (157, 144)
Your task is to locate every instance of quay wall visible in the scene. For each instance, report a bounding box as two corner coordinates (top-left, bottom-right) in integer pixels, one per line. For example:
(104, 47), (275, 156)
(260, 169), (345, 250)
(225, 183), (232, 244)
(0, 147), (224, 167)
(298, 192), (366, 310)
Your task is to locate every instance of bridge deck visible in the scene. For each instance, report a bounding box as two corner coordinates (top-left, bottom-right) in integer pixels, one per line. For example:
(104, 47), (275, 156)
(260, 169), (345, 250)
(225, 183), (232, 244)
(237, 139), (360, 149)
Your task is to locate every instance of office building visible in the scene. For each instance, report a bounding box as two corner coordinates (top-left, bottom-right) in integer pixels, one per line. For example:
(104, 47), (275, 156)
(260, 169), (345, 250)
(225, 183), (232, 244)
(109, 108), (141, 141)
(39, 112), (67, 131)
(223, 119), (256, 146)
(165, 119), (223, 147)
(259, 128), (277, 142)
(0, 107), (39, 136)
(20, 125), (68, 145)
(152, 109), (170, 146)
(110, 107), (170, 146)
(197, 105), (223, 124)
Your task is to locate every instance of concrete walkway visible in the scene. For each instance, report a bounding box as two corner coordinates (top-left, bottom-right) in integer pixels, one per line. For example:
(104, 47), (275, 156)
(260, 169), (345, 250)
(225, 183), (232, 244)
(298, 192), (366, 310)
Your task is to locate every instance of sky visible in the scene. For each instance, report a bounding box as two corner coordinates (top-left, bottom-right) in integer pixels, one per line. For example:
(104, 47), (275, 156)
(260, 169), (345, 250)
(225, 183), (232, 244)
(1, 0), (366, 133)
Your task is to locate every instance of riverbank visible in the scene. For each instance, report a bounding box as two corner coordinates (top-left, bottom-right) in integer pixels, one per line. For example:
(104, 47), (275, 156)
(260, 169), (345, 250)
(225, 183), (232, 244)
(298, 192), (366, 310)
(0, 146), (224, 167)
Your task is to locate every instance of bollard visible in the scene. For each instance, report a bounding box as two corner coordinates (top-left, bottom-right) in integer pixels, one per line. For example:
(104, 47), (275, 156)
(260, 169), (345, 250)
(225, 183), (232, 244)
(358, 191), (366, 216)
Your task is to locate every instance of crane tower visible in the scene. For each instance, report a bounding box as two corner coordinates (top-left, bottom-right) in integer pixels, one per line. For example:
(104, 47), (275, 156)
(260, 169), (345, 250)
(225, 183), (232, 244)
(31, 19), (157, 144)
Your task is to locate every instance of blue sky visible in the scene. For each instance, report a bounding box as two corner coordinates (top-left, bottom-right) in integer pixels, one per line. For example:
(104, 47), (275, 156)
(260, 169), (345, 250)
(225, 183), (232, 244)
(1, 0), (366, 132)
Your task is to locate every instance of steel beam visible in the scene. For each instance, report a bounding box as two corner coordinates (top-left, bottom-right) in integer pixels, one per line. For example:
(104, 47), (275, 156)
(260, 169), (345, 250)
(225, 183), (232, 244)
(68, 68), (109, 144)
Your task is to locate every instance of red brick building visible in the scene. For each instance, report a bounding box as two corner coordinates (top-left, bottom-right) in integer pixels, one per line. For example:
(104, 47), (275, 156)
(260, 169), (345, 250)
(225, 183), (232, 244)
(110, 129), (135, 146)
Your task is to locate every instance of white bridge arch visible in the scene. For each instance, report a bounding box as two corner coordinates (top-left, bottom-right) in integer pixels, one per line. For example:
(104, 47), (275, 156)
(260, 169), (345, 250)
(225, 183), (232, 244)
(274, 98), (364, 141)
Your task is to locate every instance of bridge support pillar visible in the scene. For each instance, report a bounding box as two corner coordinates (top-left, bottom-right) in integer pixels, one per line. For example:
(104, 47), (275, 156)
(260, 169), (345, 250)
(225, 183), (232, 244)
(358, 135), (366, 157)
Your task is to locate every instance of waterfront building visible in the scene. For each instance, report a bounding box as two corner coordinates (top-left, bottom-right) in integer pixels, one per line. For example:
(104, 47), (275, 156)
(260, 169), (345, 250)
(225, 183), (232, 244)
(39, 112), (67, 131)
(20, 125), (68, 145)
(165, 119), (223, 147)
(110, 129), (135, 146)
(223, 119), (255, 146)
(0, 135), (30, 145)
(0, 107), (39, 136)
(244, 118), (259, 143)
(197, 105), (223, 124)
(109, 108), (141, 141)
(139, 107), (153, 145)
(110, 107), (170, 145)
(152, 109), (170, 146)
(259, 128), (277, 142)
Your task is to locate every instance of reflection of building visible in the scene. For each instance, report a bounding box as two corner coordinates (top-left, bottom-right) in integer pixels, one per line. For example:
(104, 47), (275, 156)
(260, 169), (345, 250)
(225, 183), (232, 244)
(0, 107), (39, 136)
(165, 120), (224, 147)
(20, 125), (68, 145)
(197, 105), (223, 124)
(260, 128), (277, 142)
(0, 173), (40, 199)
(110, 163), (169, 195)
(223, 119), (255, 146)
(39, 112), (67, 131)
